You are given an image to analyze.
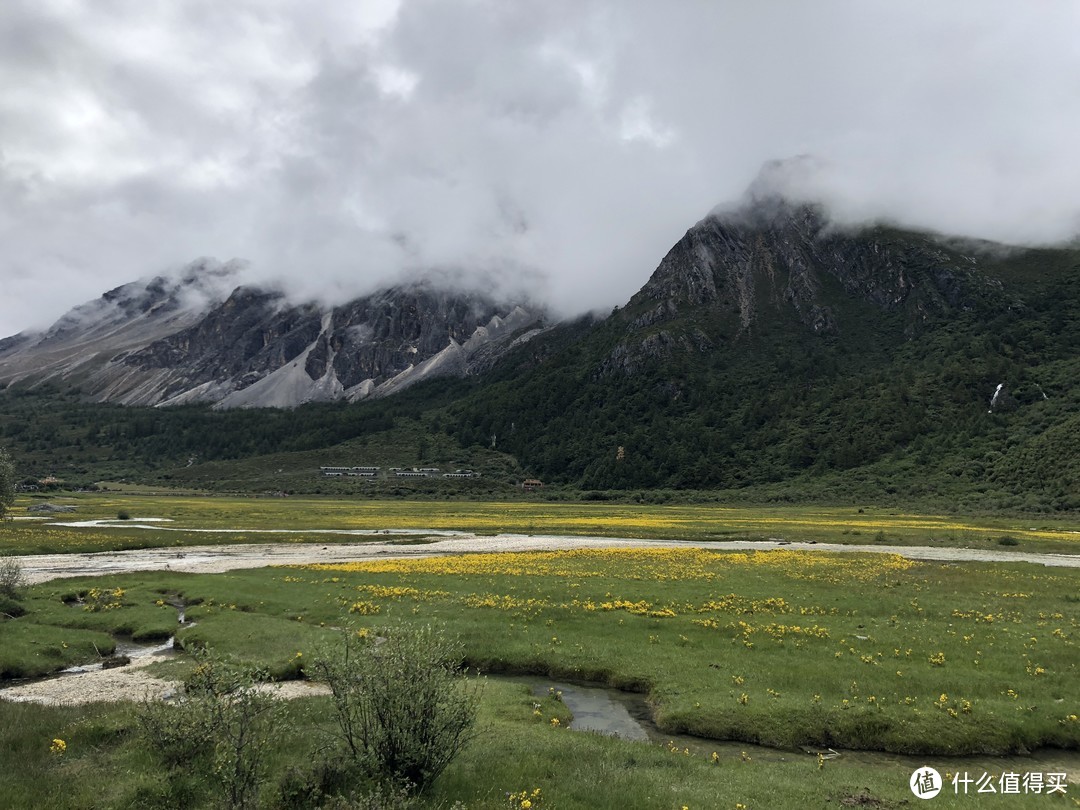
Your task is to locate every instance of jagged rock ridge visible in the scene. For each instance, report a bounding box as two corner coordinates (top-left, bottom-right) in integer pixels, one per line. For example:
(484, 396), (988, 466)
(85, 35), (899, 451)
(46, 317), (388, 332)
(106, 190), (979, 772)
(0, 258), (243, 390)
(0, 267), (544, 409)
(600, 189), (1001, 376)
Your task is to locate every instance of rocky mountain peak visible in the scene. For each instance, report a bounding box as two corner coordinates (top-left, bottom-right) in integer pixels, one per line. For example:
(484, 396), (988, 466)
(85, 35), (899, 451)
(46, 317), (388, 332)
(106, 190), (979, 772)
(591, 160), (1008, 379)
(0, 258), (248, 389)
(0, 265), (545, 409)
(634, 164), (990, 341)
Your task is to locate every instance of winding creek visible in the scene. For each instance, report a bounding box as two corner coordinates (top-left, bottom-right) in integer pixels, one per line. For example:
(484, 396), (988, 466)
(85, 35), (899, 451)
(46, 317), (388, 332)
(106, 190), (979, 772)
(505, 676), (1080, 781)
(0, 603), (192, 696)
(57, 634), (178, 675)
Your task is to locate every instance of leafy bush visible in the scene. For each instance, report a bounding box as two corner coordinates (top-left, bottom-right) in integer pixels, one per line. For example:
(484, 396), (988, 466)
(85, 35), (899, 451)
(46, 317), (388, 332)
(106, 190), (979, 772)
(137, 648), (283, 810)
(117, 510), (131, 520)
(0, 554), (25, 600)
(311, 624), (481, 790)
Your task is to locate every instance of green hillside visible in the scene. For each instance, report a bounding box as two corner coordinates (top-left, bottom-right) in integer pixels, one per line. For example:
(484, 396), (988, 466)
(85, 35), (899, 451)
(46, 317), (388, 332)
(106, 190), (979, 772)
(1, 220), (1078, 513)
(440, 227), (1080, 510)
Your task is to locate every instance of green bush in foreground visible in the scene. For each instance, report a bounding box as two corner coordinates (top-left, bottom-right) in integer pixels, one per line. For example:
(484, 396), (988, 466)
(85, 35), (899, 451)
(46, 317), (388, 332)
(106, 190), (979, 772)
(137, 648), (283, 810)
(311, 624), (482, 791)
(0, 554), (26, 601)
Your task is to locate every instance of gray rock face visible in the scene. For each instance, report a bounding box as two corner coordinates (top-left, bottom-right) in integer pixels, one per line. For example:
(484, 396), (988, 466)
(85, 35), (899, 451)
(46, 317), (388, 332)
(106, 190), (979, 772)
(596, 328), (713, 378)
(597, 168), (1002, 378)
(0, 259), (243, 392)
(0, 268), (543, 409)
(638, 199), (984, 338)
(0, 160), (1005, 408)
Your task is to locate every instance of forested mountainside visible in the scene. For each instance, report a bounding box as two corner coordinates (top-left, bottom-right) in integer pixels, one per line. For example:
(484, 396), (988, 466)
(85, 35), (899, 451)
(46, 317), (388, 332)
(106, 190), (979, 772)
(443, 199), (1080, 507)
(1, 194), (1077, 510)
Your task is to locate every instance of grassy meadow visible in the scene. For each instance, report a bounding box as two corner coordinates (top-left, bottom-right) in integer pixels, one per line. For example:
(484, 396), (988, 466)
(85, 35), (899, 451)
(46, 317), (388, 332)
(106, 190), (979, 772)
(5, 491), (1080, 554)
(168, 549), (1080, 754)
(2, 495), (1079, 807)
(5, 678), (1062, 810)
(1, 543), (1078, 807)
(8, 678), (1067, 810)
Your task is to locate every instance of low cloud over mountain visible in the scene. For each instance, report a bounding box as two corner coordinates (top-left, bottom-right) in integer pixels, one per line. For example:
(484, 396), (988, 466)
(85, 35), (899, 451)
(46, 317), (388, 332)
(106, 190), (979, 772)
(3, 1), (1080, 336)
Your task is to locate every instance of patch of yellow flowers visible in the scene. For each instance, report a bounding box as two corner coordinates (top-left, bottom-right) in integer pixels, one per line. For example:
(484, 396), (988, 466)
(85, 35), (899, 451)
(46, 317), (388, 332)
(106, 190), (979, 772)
(298, 547), (915, 584)
(81, 587), (125, 612)
(507, 787), (542, 808)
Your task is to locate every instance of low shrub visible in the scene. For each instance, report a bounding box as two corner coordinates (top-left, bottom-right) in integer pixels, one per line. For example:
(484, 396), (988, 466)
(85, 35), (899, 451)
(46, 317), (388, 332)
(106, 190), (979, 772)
(137, 648), (283, 810)
(311, 623), (481, 791)
(0, 554), (26, 600)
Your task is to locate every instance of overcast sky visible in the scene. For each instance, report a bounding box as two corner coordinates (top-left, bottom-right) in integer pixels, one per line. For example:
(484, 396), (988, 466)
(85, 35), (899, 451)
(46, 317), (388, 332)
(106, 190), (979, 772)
(3, 1), (1080, 336)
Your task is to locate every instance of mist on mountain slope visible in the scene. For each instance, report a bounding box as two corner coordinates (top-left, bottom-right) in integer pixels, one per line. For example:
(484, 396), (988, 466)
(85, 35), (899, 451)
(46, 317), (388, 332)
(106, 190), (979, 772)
(3, 1), (1080, 337)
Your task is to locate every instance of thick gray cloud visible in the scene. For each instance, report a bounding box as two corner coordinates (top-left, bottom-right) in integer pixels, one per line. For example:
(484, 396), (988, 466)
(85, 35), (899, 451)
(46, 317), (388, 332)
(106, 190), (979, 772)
(3, 0), (1080, 335)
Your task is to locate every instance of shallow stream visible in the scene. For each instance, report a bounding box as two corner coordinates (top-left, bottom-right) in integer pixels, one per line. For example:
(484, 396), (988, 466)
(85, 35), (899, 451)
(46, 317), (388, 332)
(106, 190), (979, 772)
(59, 635), (178, 675)
(15, 603), (191, 679)
(503, 676), (1080, 780)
